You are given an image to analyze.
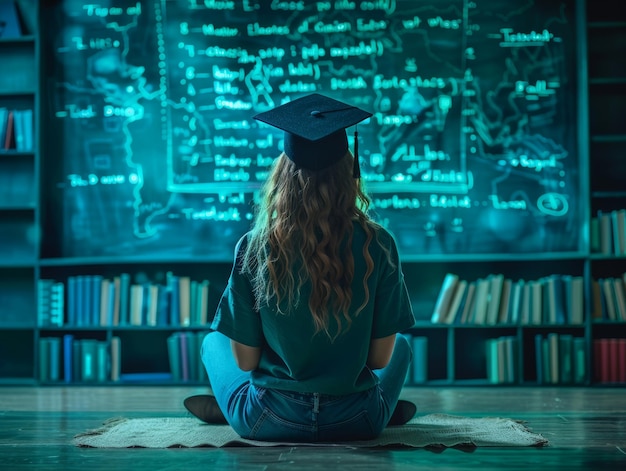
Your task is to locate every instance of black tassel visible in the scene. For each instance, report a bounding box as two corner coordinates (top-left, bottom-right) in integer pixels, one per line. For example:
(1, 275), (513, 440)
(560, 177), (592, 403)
(353, 129), (360, 179)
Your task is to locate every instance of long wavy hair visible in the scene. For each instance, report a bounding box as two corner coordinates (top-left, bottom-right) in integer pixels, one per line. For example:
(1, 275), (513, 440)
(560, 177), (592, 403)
(241, 151), (379, 341)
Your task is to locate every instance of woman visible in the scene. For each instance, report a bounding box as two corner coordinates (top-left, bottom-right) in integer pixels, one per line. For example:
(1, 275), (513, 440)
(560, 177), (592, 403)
(184, 94), (417, 442)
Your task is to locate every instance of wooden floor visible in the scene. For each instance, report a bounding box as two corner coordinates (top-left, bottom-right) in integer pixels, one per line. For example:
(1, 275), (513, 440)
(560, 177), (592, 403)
(0, 386), (624, 470)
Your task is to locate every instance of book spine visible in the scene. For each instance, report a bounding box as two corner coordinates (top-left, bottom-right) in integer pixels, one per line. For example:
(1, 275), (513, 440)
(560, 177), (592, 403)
(63, 334), (74, 383)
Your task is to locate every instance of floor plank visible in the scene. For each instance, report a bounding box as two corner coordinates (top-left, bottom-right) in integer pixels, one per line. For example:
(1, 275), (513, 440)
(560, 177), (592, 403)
(0, 386), (625, 470)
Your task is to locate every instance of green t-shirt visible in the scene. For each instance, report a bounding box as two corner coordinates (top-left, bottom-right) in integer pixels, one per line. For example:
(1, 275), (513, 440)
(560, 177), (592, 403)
(210, 223), (416, 396)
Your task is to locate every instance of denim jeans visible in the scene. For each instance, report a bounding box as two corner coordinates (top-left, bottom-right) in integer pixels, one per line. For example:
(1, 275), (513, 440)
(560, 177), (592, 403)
(201, 331), (412, 442)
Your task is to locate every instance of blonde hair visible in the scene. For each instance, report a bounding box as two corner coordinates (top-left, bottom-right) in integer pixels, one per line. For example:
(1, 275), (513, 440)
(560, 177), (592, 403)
(241, 151), (379, 341)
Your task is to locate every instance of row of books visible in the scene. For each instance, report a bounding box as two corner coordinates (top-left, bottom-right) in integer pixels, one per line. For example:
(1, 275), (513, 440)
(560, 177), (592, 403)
(0, 108), (34, 151)
(431, 273), (584, 326)
(166, 331), (210, 383)
(38, 335), (120, 383)
(38, 273), (211, 328)
(593, 338), (626, 383)
(535, 333), (586, 385)
(591, 274), (626, 322)
(39, 331), (211, 384)
(486, 336), (518, 384)
(592, 209), (626, 256)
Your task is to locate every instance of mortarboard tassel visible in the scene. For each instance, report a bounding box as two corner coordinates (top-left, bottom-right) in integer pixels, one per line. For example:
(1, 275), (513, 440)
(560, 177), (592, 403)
(353, 129), (360, 179)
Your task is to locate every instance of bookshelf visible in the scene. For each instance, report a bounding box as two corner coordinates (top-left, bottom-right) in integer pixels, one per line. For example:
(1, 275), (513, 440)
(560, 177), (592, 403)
(0, 0), (38, 384)
(0, 0), (624, 387)
(586, 1), (626, 385)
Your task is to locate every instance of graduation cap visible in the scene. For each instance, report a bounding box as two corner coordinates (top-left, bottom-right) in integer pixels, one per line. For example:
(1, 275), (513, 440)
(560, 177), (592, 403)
(253, 93), (372, 177)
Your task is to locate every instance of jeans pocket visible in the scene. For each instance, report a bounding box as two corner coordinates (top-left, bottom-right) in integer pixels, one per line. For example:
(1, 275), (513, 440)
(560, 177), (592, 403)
(248, 407), (315, 442)
(318, 410), (378, 442)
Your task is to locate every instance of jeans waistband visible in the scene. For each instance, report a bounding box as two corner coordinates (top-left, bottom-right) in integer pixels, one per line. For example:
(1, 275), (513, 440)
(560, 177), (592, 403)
(268, 387), (371, 404)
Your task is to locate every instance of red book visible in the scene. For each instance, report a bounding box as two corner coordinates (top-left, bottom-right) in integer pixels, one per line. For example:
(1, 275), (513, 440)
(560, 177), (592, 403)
(598, 339), (611, 383)
(618, 339), (626, 384)
(593, 340), (602, 382)
(609, 339), (619, 383)
(4, 110), (14, 149)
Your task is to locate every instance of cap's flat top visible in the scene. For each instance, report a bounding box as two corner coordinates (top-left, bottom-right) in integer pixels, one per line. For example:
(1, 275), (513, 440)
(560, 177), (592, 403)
(253, 93), (372, 142)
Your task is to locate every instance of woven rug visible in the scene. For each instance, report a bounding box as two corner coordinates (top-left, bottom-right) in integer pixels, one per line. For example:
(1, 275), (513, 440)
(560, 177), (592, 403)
(72, 414), (548, 448)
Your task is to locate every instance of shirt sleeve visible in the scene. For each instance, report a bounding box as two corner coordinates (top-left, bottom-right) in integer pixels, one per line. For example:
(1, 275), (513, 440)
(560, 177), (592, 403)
(371, 230), (416, 339)
(210, 235), (263, 348)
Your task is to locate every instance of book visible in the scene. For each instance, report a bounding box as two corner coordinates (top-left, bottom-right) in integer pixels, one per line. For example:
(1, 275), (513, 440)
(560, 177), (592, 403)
(50, 281), (65, 327)
(565, 275), (584, 325)
(186, 331), (199, 382)
(63, 334), (74, 383)
(80, 339), (98, 382)
(591, 279), (604, 320)
(49, 337), (61, 382)
(13, 109), (25, 151)
(129, 284), (144, 326)
(600, 278), (618, 321)
(167, 333), (181, 382)
(534, 334), (543, 385)
(618, 339), (626, 383)
(91, 275), (103, 326)
(190, 280), (199, 325)
(615, 209), (626, 255)
(167, 272), (180, 326)
(0, 107), (8, 146)
(530, 280), (543, 325)
(548, 333), (559, 384)
(37, 279), (54, 326)
(147, 284), (159, 326)
(20, 108), (34, 151)
(99, 278), (111, 326)
(610, 210), (623, 255)
(110, 336), (121, 382)
(609, 339), (619, 383)
(520, 281), (531, 325)
(179, 276), (191, 326)
(559, 334), (573, 384)
(112, 276), (121, 325)
(156, 284), (170, 326)
(485, 274), (504, 325)
(38, 338), (50, 383)
(573, 337), (586, 384)
(430, 273), (459, 323)
(612, 278), (626, 321)
(179, 332), (190, 382)
(72, 340), (81, 384)
(3, 110), (13, 149)
(598, 211), (612, 255)
(597, 339), (611, 383)
(590, 216), (600, 253)
(459, 281), (476, 324)
(508, 280), (523, 324)
(78, 275), (90, 326)
(198, 280), (210, 325)
(497, 278), (513, 324)
(505, 336), (518, 384)
(486, 338), (500, 384)
(96, 341), (108, 382)
(444, 279), (467, 324)
(119, 273), (131, 325)
(471, 277), (490, 324)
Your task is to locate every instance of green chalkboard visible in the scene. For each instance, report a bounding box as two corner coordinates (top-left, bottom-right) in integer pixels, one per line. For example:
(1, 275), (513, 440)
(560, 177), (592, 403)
(41, 0), (581, 260)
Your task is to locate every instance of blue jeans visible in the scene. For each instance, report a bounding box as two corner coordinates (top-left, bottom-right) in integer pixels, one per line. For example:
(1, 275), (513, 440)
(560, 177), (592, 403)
(200, 331), (412, 442)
